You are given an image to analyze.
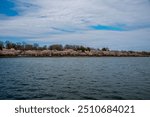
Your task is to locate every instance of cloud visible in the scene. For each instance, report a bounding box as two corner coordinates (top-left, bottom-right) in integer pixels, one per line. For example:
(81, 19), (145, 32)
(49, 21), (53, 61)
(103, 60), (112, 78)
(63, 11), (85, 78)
(19, 27), (149, 51)
(0, 0), (150, 50)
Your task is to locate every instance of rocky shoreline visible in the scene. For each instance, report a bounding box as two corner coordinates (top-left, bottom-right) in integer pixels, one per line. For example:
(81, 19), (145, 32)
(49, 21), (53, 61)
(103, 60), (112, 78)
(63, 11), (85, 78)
(0, 48), (150, 57)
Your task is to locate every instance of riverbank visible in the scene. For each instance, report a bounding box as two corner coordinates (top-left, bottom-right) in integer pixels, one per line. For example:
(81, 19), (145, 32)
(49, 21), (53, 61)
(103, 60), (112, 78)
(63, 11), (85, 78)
(0, 49), (150, 57)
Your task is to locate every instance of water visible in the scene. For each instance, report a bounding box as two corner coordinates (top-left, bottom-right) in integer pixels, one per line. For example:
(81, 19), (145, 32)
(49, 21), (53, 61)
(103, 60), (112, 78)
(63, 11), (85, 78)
(0, 57), (150, 100)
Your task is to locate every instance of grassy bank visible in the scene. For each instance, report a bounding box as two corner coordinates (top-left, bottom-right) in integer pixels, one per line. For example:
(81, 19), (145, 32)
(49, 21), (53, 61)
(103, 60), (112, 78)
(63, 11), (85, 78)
(0, 48), (150, 57)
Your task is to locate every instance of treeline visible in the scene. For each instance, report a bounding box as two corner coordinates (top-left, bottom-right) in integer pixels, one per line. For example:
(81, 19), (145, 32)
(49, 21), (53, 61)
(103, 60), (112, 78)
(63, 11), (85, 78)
(0, 41), (45, 50)
(0, 41), (109, 52)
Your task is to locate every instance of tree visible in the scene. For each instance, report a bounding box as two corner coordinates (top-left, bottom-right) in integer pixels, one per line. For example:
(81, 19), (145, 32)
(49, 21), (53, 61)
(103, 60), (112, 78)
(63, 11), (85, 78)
(22, 42), (26, 50)
(86, 47), (91, 51)
(42, 45), (47, 50)
(33, 43), (39, 50)
(76, 45), (88, 52)
(49, 44), (63, 51)
(5, 41), (16, 49)
(102, 47), (109, 51)
(25, 44), (33, 50)
(15, 42), (22, 50)
(64, 45), (77, 50)
(0, 41), (4, 50)
(78, 46), (86, 52)
(64, 45), (91, 52)
(38, 45), (47, 50)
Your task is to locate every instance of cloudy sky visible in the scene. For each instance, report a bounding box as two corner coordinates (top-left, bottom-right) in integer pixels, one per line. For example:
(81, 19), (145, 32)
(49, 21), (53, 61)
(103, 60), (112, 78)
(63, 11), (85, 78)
(0, 0), (150, 50)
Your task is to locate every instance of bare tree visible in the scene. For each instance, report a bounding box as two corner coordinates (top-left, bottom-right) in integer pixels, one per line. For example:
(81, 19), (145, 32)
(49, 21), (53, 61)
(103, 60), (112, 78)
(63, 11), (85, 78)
(0, 41), (4, 50)
(49, 44), (63, 51)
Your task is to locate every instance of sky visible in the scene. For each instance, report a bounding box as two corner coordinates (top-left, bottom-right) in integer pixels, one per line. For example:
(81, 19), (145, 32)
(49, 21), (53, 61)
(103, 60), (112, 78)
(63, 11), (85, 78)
(0, 0), (150, 51)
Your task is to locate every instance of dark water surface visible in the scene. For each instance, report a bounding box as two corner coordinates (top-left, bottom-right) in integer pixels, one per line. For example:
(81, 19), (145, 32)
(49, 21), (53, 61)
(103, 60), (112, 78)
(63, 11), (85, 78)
(0, 57), (150, 100)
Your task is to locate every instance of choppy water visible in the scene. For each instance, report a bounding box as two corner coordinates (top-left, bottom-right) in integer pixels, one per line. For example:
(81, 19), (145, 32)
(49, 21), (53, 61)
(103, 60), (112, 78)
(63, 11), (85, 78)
(0, 57), (150, 100)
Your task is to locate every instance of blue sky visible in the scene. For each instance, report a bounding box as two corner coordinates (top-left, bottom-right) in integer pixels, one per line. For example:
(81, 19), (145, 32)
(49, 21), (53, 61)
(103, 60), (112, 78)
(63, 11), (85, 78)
(0, 0), (150, 51)
(0, 0), (18, 16)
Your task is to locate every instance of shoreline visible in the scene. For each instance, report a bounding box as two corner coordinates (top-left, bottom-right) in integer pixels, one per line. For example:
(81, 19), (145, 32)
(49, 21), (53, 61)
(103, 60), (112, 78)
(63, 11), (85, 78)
(0, 49), (150, 57)
(1, 55), (150, 58)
